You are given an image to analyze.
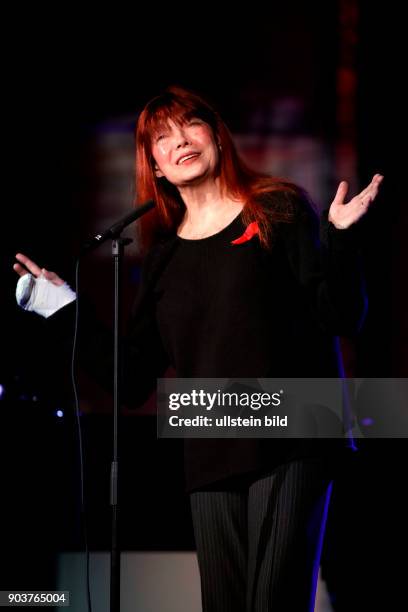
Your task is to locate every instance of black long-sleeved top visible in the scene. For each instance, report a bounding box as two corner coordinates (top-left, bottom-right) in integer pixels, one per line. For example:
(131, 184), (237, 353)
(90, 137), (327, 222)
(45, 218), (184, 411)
(49, 194), (367, 491)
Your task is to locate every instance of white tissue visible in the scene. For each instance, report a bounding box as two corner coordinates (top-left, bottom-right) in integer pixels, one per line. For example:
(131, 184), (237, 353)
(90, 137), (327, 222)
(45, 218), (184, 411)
(16, 273), (76, 318)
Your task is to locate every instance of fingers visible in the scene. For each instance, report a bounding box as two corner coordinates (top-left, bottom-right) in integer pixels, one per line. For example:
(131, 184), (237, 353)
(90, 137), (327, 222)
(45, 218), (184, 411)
(42, 268), (64, 286)
(13, 254), (64, 286)
(368, 174), (384, 201)
(351, 174), (383, 214)
(359, 174), (384, 200)
(332, 180), (349, 206)
(14, 253), (42, 277)
(13, 262), (30, 277)
(359, 193), (372, 210)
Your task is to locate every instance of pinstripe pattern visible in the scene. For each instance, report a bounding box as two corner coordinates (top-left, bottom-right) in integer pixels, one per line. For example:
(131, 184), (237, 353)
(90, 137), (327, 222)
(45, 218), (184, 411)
(190, 459), (333, 611)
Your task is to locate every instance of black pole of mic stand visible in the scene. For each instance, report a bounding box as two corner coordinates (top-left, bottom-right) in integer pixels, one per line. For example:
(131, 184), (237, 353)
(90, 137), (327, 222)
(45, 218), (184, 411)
(78, 199), (155, 611)
(110, 235), (132, 612)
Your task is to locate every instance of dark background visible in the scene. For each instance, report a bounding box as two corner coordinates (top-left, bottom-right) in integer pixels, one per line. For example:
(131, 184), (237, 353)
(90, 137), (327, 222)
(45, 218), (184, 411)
(1, 2), (407, 608)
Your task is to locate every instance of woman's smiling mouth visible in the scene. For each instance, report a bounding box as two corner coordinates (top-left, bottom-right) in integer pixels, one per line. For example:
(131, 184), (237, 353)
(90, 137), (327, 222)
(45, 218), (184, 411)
(177, 153), (201, 165)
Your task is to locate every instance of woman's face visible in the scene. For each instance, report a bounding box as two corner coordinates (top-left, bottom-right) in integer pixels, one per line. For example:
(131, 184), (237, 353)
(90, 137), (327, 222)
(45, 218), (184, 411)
(150, 117), (220, 187)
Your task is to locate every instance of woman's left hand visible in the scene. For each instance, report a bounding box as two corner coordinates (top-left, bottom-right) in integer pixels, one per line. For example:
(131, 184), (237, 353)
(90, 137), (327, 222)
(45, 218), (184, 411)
(328, 173), (384, 229)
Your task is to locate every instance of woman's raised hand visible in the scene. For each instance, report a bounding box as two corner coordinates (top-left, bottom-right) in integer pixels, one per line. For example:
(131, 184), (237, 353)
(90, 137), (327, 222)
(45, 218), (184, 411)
(328, 174), (384, 230)
(13, 253), (75, 318)
(13, 253), (65, 286)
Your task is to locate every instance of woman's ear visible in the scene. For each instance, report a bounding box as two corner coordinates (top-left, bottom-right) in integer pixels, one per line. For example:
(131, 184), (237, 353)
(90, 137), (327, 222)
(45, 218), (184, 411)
(154, 164), (164, 178)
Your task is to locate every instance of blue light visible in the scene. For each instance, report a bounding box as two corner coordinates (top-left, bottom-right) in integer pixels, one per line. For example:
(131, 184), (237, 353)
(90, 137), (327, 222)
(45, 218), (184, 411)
(56, 410), (64, 418)
(0, 384), (4, 398)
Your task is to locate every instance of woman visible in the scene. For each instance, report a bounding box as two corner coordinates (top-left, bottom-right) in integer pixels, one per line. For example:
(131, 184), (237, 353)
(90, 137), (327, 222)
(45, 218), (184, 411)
(14, 86), (383, 611)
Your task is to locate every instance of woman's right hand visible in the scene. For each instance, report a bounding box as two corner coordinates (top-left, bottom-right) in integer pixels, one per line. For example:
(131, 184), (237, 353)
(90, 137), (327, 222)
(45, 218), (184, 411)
(13, 252), (65, 286)
(14, 253), (76, 318)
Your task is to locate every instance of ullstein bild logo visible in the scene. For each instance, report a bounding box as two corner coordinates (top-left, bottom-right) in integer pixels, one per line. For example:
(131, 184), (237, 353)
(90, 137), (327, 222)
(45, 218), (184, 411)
(218, 415), (287, 427)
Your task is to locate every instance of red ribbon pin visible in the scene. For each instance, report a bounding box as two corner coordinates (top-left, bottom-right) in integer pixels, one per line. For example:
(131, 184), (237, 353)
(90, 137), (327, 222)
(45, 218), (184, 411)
(231, 221), (260, 245)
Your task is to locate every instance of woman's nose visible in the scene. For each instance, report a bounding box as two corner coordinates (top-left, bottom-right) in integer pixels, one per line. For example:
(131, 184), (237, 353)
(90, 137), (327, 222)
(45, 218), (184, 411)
(174, 128), (190, 148)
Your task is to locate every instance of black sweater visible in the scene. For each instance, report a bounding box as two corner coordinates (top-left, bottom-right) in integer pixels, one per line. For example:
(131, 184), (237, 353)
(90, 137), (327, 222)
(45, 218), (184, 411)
(49, 195), (366, 491)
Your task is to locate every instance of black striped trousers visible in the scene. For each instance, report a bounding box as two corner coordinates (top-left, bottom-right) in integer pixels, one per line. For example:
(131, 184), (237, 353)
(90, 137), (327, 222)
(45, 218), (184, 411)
(190, 459), (333, 612)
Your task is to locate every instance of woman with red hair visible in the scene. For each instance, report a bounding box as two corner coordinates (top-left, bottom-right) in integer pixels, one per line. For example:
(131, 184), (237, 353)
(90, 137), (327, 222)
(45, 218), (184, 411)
(14, 86), (383, 611)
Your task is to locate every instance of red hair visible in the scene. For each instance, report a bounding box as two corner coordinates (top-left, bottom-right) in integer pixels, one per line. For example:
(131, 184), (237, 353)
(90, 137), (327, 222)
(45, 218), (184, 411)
(135, 86), (310, 250)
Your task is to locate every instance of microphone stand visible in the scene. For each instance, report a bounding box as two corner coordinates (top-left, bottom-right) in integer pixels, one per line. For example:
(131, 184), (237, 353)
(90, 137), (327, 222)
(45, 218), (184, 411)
(80, 200), (155, 612)
(110, 235), (132, 612)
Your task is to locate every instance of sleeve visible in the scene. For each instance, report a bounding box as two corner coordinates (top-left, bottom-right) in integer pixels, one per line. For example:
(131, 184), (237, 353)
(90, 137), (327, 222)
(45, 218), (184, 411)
(277, 195), (368, 336)
(45, 247), (170, 408)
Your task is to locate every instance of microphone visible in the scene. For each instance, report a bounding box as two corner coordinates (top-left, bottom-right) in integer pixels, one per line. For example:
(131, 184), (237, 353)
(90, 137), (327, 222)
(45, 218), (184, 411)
(80, 199), (156, 254)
